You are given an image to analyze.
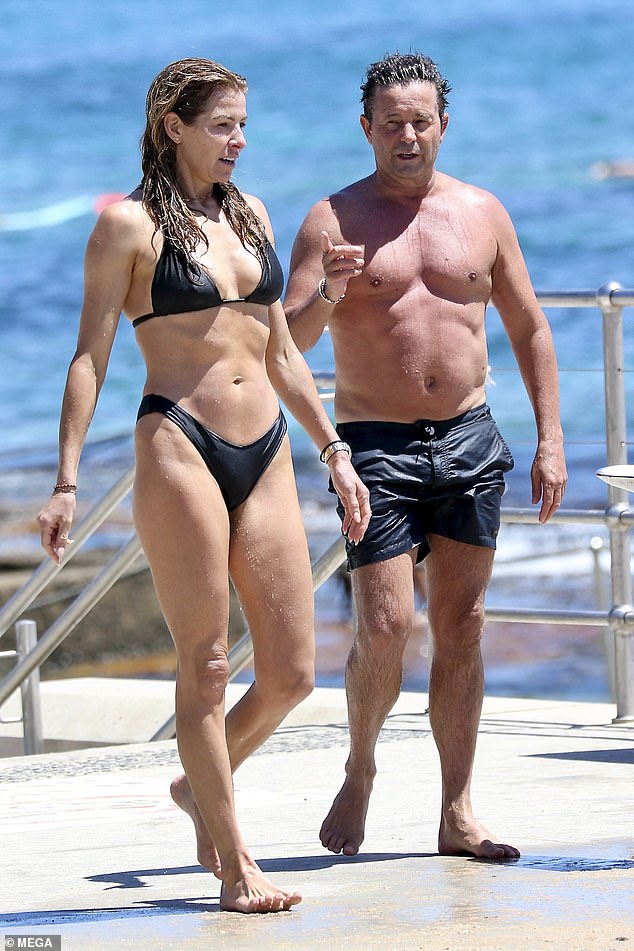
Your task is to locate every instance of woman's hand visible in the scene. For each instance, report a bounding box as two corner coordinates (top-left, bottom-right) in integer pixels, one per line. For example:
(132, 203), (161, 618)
(37, 492), (77, 564)
(327, 453), (371, 544)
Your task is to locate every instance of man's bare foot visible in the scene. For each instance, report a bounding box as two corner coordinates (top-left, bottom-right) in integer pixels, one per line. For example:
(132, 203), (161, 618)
(220, 866), (302, 914)
(170, 774), (222, 877)
(438, 815), (520, 860)
(319, 775), (373, 855)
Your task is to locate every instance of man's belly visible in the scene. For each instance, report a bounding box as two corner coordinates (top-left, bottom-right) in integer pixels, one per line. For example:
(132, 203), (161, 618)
(333, 364), (488, 424)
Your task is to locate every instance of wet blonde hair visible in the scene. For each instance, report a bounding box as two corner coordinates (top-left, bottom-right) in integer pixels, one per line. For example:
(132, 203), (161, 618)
(140, 58), (266, 262)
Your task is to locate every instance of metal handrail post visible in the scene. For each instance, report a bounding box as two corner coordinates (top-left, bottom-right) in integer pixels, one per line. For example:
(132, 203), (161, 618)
(16, 620), (43, 755)
(311, 537), (347, 591)
(600, 282), (634, 720)
(590, 537), (616, 701)
(0, 535), (143, 707)
(0, 465), (136, 640)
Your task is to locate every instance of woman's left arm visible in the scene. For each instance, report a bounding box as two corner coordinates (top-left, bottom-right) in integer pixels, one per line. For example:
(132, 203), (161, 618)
(246, 194), (370, 541)
(265, 298), (370, 543)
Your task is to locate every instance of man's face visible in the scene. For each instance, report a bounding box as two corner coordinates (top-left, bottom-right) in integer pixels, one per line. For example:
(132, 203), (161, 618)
(360, 81), (448, 187)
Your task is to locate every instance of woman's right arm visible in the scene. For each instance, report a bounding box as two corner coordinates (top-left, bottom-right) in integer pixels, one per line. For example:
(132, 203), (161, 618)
(37, 202), (140, 562)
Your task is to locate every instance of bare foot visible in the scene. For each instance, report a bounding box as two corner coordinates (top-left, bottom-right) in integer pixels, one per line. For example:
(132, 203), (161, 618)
(220, 865), (302, 914)
(170, 773), (222, 877)
(438, 815), (520, 861)
(319, 776), (373, 855)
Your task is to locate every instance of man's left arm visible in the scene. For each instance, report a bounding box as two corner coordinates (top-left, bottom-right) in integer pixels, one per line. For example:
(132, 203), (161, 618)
(488, 196), (568, 523)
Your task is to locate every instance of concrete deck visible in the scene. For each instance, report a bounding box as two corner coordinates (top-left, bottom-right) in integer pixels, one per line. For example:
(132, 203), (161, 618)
(1, 684), (633, 950)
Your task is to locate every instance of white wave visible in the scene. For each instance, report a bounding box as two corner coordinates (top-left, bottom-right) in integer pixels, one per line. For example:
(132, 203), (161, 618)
(0, 195), (94, 231)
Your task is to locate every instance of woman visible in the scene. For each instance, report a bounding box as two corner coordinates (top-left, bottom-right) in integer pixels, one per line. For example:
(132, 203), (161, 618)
(37, 58), (370, 914)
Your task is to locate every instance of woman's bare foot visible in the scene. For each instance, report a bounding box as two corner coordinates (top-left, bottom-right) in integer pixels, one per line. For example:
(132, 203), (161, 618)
(170, 773), (222, 877)
(319, 775), (373, 856)
(438, 814), (520, 860)
(220, 864), (302, 914)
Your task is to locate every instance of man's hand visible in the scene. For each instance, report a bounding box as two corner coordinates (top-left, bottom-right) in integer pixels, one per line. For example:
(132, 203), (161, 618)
(320, 231), (364, 302)
(531, 441), (567, 523)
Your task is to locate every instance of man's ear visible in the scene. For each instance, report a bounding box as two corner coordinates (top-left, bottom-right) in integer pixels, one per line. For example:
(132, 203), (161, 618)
(360, 114), (372, 144)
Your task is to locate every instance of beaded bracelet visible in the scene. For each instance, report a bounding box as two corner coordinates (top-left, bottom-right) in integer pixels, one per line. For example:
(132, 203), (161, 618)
(318, 277), (346, 305)
(52, 483), (77, 496)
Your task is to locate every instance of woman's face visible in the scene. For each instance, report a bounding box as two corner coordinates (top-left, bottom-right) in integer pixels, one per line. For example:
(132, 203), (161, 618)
(166, 87), (248, 188)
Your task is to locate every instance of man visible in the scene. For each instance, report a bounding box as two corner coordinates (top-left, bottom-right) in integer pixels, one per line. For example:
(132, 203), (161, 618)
(284, 51), (567, 860)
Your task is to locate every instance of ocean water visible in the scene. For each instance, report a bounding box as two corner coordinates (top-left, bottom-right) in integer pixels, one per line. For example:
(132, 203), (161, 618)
(1, 0), (633, 697)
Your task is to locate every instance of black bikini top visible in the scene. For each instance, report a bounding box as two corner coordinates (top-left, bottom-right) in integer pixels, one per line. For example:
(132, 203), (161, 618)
(132, 236), (284, 328)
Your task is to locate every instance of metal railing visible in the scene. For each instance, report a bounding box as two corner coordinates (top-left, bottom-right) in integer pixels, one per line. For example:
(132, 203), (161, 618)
(0, 620), (43, 754)
(1, 282), (633, 753)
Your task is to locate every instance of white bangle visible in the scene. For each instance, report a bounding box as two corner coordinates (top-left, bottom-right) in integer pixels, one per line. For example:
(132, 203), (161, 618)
(318, 277), (346, 305)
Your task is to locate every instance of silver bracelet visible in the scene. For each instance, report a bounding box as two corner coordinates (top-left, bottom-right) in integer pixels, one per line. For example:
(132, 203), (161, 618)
(320, 440), (352, 464)
(318, 277), (346, 305)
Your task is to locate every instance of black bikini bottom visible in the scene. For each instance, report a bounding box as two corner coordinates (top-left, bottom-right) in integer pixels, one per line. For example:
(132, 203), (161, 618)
(136, 393), (287, 511)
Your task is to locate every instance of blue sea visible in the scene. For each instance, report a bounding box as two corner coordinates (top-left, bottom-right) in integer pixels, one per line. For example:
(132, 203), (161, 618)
(1, 0), (633, 699)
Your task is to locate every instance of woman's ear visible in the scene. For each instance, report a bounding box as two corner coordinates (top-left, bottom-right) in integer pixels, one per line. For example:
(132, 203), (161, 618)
(163, 112), (182, 144)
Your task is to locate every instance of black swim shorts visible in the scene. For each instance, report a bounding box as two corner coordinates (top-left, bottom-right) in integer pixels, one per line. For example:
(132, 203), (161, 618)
(331, 403), (514, 570)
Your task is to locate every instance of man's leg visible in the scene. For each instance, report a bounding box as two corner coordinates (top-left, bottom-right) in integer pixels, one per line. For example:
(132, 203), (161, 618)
(320, 550), (417, 854)
(425, 534), (520, 860)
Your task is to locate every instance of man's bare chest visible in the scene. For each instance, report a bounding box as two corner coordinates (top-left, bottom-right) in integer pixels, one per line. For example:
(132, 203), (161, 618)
(349, 206), (496, 295)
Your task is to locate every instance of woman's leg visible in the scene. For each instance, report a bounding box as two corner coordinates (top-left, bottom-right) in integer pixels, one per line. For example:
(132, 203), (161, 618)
(170, 440), (315, 872)
(134, 417), (301, 912)
(225, 438), (315, 763)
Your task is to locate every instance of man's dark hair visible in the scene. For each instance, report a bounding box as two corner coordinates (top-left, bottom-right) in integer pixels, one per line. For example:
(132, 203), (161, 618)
(361, 51), (451, 123)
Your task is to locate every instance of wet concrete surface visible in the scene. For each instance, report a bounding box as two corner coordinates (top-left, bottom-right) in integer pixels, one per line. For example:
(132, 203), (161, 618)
(1, 686), (633, 950)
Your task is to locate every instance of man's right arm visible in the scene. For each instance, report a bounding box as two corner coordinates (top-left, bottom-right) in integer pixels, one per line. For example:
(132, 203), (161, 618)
(284, 200), (364, 352)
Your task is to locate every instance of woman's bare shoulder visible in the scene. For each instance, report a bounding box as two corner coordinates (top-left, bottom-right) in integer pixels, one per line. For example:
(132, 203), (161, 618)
(88, 190), (153, 252)
(82, 193), (154, 274)
(242, 191), (275, 240)
(243, 191), (270, 223)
